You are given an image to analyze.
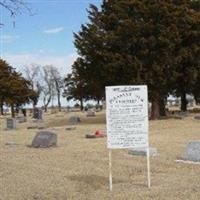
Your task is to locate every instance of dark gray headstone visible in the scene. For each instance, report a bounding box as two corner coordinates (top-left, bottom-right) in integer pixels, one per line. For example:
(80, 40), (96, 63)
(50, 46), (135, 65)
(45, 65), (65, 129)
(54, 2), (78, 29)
(6, 118), (16, 130)
(31, 131), (57, 148)
(181, 141), (200, 162)
(128, 147), (158, 157)
(33, 108), (43, 120)
(69, 116), (81, 124)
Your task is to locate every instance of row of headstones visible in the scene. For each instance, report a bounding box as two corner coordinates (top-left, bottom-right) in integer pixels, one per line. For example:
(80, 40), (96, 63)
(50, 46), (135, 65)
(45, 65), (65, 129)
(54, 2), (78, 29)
(30, 131), (200, 163)
(5, 108), (43, 130)
(172, 112), (200, 120)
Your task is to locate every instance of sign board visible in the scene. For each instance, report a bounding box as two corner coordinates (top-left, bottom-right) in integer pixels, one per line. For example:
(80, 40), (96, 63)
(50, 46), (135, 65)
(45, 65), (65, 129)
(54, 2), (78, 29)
(106, 85), (149, 149)
(106, 85), (150, 190)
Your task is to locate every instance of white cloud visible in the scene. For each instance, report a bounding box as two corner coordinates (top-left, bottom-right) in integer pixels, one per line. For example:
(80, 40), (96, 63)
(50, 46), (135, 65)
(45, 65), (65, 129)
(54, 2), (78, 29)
(0, 35), (20, 43)
(43, 27), (64, 34)
(1, 53), (77, 74)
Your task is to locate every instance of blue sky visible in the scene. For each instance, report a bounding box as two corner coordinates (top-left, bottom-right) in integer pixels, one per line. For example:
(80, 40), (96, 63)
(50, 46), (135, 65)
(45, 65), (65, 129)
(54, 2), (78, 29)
(0, 0), (102, 74)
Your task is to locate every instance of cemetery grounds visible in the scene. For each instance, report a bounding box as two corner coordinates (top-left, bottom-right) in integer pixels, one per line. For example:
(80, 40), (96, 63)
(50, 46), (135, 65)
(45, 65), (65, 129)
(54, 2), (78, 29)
(0, 109), (200, 200)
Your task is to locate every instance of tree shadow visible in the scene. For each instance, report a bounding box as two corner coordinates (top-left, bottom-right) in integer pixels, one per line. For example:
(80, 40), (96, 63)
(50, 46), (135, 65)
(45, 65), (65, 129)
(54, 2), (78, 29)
(68, 174), (122, 190)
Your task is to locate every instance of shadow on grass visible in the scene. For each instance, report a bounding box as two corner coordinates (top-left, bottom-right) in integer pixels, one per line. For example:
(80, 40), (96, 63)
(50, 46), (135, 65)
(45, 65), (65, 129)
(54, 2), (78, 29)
(68, 174), (122, 190)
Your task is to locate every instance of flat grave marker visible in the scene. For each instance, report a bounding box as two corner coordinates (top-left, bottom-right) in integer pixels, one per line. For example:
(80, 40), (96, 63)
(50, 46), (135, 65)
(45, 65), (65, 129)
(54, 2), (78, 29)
(86, 110), (96, 117)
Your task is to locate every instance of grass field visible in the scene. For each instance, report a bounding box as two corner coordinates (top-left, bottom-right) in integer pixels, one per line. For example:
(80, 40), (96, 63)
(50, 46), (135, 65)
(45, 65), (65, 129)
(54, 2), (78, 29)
(0, 110), (200, 200)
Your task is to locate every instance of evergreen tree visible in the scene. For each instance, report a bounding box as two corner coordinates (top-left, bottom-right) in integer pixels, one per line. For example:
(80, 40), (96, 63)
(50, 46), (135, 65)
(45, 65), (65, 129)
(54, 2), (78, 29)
(72, 0), (200, 118)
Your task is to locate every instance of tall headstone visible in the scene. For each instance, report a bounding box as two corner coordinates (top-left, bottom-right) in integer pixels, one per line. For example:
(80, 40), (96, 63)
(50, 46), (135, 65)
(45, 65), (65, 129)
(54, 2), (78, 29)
(31, 131), (57, 148)
(6, 118), (16, 130)
(33, 108), (42, 120)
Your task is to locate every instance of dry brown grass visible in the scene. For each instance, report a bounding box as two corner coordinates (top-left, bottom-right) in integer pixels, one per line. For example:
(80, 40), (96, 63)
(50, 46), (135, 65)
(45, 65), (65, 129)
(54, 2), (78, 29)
(0, 110), (200, 200)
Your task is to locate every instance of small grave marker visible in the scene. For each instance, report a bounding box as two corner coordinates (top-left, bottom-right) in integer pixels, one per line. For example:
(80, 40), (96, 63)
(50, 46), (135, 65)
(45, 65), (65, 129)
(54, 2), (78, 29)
(6, 118), (16, 130)
(194, 114), (200, 120)
(16, 115), (27, 123)
(128, 147), (158, 157)
(86, 110), (96, 117)
(69, 116), (81, 124)
(65, 126), (76, 131)
(181, 141), (200, 162)
(33, 108), (43, 120)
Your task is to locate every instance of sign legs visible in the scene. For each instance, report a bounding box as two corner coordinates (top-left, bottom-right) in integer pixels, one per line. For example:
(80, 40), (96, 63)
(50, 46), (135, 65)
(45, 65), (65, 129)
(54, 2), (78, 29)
(146, 147), (151, 188)
(109, 149), (113, 191)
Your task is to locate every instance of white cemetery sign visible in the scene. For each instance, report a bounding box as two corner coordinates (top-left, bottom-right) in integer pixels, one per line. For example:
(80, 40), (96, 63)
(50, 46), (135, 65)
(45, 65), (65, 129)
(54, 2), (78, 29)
(106, 85), (150, 190)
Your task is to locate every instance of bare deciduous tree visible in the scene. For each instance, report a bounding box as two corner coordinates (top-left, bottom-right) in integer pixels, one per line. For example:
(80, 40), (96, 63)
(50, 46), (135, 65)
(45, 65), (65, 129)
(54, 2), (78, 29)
(23, 64), (42, 108)
(49, 66), (64, 111)
(0, 0), (34, 27)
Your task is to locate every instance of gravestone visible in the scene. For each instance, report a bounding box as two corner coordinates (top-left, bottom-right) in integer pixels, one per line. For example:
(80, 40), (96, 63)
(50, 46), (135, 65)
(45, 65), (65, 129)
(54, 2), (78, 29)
(5, 142), (20, 147)
(194, 114), (200, 120)
(33, 108), (42, 120)
(178, 111), (188, 118)
(128, 147), (158, 157)
(6, 118), (16, 130)
(86, 110), (96, 117)
(69, 116), (81, 124)
(173, 111), (188, 119)
(16, 115), (27, 123)
(181, 141), (200, 162)
(31, 131), (57, 148)
(65, 126), (76, 131)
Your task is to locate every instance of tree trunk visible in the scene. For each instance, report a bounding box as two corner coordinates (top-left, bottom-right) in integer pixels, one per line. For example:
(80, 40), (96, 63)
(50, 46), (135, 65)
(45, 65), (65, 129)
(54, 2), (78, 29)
(0, 102), (3, 115)
(11, 104), (15, 118)
(151, 99), (160, 119)
(44, 95), (51, 112)
(57, 92), (61, 111)
(80, 98), (84, 111)
(151, 92), (161, 120)
(159, 97), (166, 117)
(181, 92), (187, 111)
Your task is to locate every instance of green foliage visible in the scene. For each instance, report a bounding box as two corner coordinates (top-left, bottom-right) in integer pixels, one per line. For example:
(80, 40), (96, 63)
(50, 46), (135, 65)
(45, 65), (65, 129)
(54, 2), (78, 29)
(68, 0), (200, 116)
(0, 58), (38, 115)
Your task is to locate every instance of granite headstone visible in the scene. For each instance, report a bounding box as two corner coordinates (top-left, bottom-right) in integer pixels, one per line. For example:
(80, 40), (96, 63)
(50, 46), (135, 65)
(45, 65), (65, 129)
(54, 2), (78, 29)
(194, 114), (200, 120)
(181, 141), (200, 162)
(33, 108), (42, 120)
(6, 118), (16, 130)
(69, 116), (81, 124)
(31, 131), (57, 148)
